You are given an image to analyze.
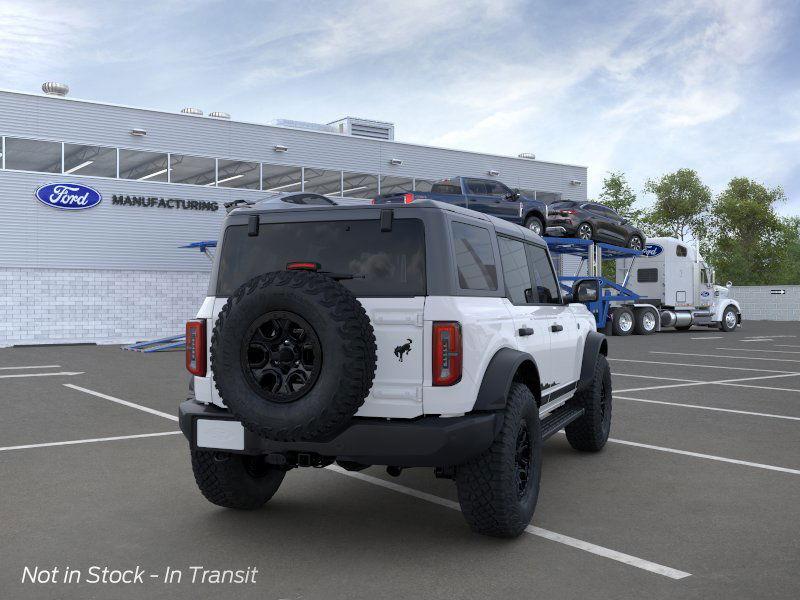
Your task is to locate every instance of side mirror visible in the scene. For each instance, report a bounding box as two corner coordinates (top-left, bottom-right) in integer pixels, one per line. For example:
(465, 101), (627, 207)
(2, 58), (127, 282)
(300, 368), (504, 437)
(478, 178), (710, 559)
(562, 291), (574, 304)
(505, 191), (520, 201)
(726, 281), (732, 288)
(573, 279), (599, 303)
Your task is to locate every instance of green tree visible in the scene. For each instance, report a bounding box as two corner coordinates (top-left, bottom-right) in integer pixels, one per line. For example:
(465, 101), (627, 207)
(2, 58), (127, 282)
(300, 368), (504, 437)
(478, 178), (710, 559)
(642, 169), (711, 241)
(598, 171), (643, 226)
(705, 177), (790, 285)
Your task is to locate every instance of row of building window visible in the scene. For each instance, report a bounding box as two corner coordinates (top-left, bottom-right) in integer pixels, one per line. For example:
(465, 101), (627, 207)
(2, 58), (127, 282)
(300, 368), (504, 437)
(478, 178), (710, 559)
(0, 136), (560, 201)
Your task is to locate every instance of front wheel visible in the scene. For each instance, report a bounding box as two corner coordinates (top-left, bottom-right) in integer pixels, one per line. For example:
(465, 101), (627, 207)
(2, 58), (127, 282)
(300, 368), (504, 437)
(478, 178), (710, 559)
(524, 216), (544, 236)
(719, 307), (738, 332)
(627, 235), (644, 251)
(455, 383), (542, 538)
(191, 450), (286, 509)
(576, 222), (593, 240)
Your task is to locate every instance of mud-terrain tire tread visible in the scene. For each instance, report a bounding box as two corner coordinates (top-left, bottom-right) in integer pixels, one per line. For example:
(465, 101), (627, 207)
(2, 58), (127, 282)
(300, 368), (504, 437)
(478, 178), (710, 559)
(455, 383), (542, 538)
(565, 354), (612, 451)
(191, 449), (285, 509)
(211, 271), (377, 442)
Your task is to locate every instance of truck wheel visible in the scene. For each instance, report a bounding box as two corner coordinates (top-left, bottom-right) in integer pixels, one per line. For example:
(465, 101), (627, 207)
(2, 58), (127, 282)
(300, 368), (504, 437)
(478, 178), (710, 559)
(633, 308), (657, 335)
(455, 383), (542, 538)
(611, 307), (634, 336)
(524, 216), (544, 236)
(211, 270), (377, 442)
(566, 354), (612, 452)
(719, 306), (738, 332)
(191, 450), (285, 509)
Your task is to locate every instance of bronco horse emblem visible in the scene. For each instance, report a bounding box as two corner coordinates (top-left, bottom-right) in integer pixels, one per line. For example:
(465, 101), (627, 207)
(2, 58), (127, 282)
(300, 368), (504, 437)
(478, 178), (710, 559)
(394, 338), (413, 362)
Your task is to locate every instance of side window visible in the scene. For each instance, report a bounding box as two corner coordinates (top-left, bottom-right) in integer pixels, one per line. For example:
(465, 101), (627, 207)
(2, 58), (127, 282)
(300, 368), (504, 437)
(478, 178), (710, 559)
(465, 179), (488, 195)
(676, 245), (688, 257)
(498, 237), (533, 304)
(485, 181), (511, 197)
(637, 268), (658, 283)
(700, 268), (710, 284)
(451, 222), (498, 291)
(525, 244), (561, 304)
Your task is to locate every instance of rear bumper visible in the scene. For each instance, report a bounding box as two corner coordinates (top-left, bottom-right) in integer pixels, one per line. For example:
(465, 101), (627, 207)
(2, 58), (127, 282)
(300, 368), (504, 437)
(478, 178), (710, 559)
(179, 399), (500, 467)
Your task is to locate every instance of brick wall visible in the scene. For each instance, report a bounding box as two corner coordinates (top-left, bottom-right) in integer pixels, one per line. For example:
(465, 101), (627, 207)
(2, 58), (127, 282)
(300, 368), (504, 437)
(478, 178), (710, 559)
(729, 285), (800, 321)
(0, 268), (210, 347)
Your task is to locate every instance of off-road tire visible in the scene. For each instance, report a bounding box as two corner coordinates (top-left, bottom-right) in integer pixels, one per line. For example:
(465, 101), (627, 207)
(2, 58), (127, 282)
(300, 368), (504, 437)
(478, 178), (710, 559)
(211, 270), (377, 442)
(455, 383), (542, 538)
(565, 354), (612, 452)
(191, 450), (285, 509)
(611, 307), (634, 336)
(633, 308), (657, 335)
(524, 216), (544, 236)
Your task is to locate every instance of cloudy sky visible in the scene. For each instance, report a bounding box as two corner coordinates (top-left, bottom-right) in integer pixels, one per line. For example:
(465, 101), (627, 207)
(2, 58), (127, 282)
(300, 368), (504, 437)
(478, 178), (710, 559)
(2, 0), (798, 213)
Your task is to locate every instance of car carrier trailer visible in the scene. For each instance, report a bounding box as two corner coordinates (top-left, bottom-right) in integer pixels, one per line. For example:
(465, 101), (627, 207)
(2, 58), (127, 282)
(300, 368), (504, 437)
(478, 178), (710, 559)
(545, 236), (742, 335)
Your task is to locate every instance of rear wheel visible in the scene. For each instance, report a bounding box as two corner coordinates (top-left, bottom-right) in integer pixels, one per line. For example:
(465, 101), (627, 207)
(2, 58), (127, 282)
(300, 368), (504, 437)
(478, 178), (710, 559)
(611, 307), (634, 336)
(627, 235), (644, 251)
(455, 383), (542, 538)
(524, 216), (544, 236)
(634, 308), (657, 335)
(191, 450), (286, 509)
(576, 222), (593, 240)
(720, 307), (738, 332)
(566, 354), (612, 451)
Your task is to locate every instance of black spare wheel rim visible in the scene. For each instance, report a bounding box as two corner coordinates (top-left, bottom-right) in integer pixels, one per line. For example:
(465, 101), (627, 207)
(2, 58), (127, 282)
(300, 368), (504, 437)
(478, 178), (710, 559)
(211, 270), (377, 442)
(242, 311), (322, 403)
(514, 422), (533, 499)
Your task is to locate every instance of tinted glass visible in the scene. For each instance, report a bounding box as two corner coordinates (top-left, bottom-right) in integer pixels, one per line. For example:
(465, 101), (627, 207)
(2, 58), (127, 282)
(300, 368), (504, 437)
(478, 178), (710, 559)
(170, 154), (216, 186)
(451, 222), (498, 291)
(677, 245), (688, 257)
(304, 168), (342, 196)
(5, 138), (61, 173)
(525, 244), (560, 304)
(465, 179), (489, 195)
(262, 164), (302, 192)
(430, 180), (461, 194)
(63, 144), (117, 177)
(217, 159), (260, 189)
(216, 219), (425, 297)
(342, 172), (379, 198)
(638, 268), (658, 283)
(485, 181), (511, 197)
(119, 149), (168, 182)
(550, 201), (577, 210)
(498, 237), (533, 304)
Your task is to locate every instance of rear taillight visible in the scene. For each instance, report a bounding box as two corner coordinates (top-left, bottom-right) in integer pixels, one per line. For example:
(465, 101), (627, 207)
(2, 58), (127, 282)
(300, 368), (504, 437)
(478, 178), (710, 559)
(286, 261), (320, 271)
(403, 193), (415, 204)
(433, 321), (462, 386)
(560, 209), (577, 215)
(186, 320), (206, 377)
(371, 198), (377, 204)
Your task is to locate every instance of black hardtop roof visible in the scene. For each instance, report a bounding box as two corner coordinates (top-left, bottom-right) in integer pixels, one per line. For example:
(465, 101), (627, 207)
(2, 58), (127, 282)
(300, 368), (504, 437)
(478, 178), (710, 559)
(230, 199), (543, 243)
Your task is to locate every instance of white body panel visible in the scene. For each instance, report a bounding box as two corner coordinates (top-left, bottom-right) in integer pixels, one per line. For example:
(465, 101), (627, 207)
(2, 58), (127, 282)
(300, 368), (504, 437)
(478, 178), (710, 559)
(193, 294), (595, 419)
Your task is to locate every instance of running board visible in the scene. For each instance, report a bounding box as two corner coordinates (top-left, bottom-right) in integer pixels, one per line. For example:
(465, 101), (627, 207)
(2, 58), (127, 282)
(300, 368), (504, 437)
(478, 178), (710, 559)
(541, 405), (584, 440)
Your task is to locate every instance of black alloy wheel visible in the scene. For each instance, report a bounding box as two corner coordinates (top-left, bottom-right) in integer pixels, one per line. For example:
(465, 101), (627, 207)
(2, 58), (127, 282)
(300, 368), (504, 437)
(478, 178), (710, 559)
(242, 311), (322, 403)
(514, 423), (533, 499)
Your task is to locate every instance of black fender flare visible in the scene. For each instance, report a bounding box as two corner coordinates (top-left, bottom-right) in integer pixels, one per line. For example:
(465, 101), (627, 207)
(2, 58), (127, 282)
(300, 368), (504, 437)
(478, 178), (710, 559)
(473, 348), (539, 411)
(523, 209), (546, 227)
(578, 331), (608, 391)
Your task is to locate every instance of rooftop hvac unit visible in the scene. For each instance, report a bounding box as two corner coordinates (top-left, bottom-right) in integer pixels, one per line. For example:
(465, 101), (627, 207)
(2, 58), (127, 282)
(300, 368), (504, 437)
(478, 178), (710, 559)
(42, 82), (69, 96)
(269, 119), (337, 134)
(181, 107), (204, 116)
(328, 117), (395, 141)
(209, 111), (230, 119)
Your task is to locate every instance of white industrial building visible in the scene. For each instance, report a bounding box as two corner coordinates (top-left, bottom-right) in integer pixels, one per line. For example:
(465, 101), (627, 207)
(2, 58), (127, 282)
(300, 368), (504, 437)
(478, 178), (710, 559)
(0, 84), (588, 346)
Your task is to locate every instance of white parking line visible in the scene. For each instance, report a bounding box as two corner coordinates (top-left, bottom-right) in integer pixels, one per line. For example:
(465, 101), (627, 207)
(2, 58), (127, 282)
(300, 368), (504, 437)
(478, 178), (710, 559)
(716, 348), (800, 354)
(613, 373), (701, 383)
(616, 395), (800, 421)
(614, 372), (800, 394)
(0, 431), (181, 453)
(610, 358), (797, 374)
(690, 336), (723, 340)
(0, 365), (61, 370)
(326, 465), (691, 579)
(777, 345), (800, 349)
(0, 371), (84, 379)
(607, 438), (800, 476)
(650, 351), (800, 364)
(64, 384), (178, 422)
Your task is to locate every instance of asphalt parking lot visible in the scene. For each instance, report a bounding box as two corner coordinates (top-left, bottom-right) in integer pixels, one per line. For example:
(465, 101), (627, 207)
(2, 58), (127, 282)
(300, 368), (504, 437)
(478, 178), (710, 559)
(2, 321), (799, 600)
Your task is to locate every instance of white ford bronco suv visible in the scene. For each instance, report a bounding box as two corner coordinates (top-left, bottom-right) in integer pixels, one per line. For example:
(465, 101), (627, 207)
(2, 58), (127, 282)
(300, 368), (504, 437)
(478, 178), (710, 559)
(180, 198), (612, 537)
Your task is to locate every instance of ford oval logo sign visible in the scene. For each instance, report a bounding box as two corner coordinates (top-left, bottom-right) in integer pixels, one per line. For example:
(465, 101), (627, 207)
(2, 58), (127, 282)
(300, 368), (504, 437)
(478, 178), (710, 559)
(642, 244), (663, 257)
(35, 183), (102, 210)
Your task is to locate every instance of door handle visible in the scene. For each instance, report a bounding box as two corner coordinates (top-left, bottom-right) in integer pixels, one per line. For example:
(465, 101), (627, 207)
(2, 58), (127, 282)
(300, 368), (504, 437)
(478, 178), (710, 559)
(518, 327), (534, 336)
(550, 323), (563, 333)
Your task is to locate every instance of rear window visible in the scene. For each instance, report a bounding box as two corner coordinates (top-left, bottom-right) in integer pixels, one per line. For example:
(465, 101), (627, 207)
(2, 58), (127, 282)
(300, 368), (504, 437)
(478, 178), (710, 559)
(216, 219), (426, 297)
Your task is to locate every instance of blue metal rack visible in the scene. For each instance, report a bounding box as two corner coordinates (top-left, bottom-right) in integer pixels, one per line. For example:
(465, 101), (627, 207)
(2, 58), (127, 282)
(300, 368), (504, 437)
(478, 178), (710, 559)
(543, 237), (642, 329)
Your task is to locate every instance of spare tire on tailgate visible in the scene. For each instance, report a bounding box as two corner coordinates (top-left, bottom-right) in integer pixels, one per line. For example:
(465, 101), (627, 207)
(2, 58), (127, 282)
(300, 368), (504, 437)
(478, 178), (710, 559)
(211, 270), (377, 442)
